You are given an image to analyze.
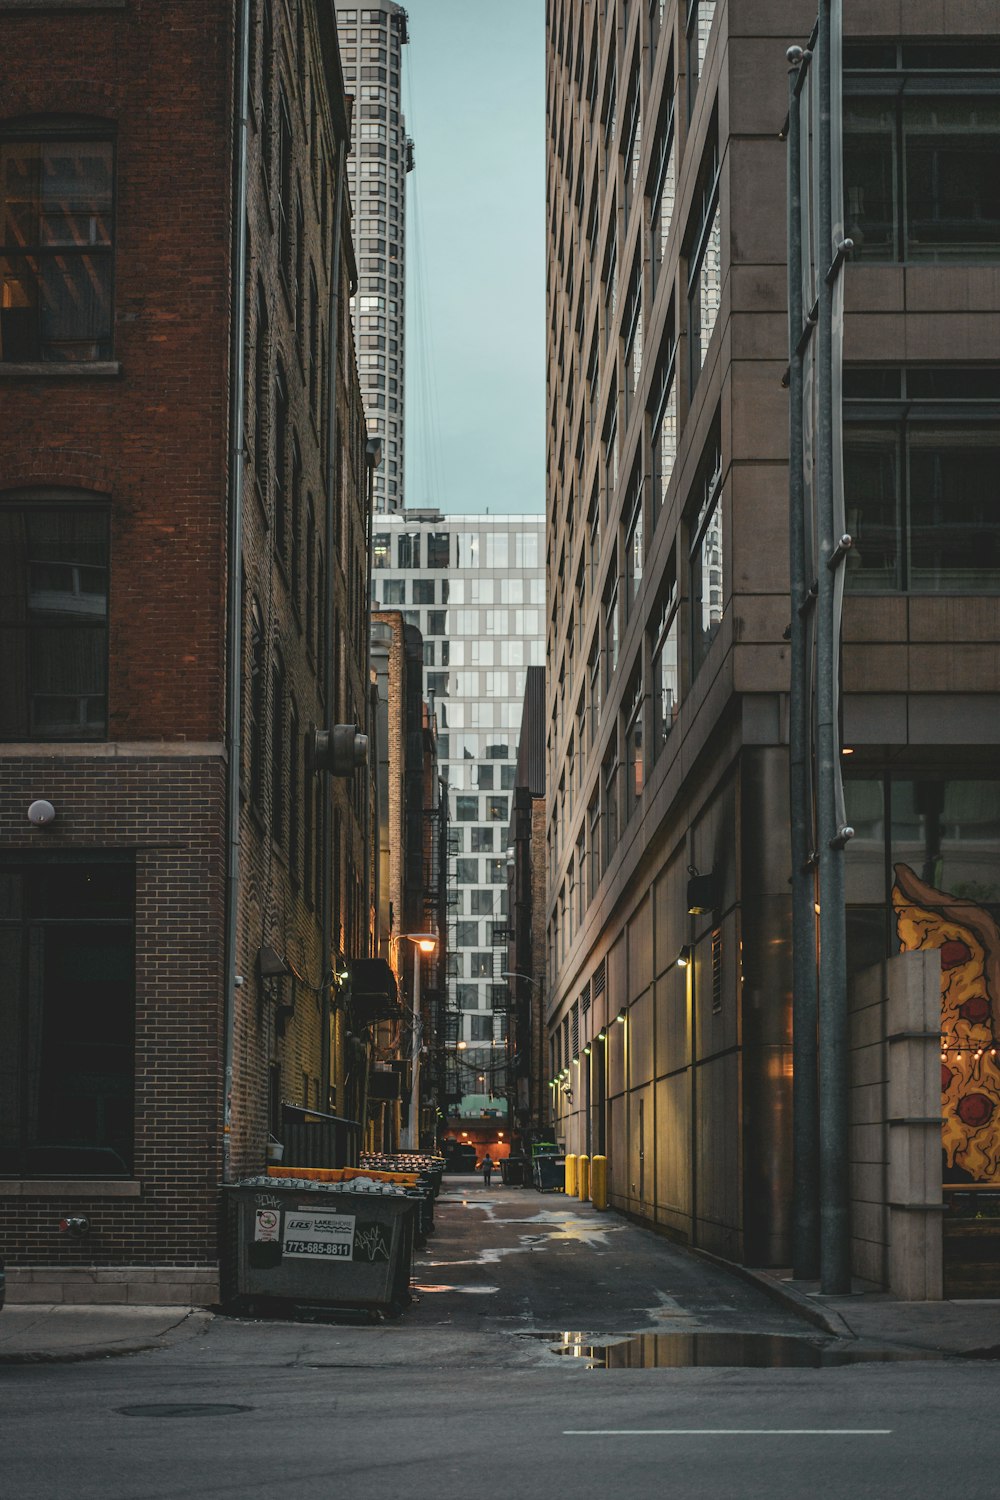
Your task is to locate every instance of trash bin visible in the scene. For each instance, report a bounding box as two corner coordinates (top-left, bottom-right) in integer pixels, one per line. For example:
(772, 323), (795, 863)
(500, 1156), (526, 1186)
(224, 1177), (417, 1317)
(533, 1154), (566, 1192)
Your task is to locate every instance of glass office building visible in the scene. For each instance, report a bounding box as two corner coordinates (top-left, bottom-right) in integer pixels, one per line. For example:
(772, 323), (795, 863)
(372, 511), (546, 1106)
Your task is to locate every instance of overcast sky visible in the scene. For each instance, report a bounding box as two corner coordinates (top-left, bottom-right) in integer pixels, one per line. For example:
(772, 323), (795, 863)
(400, 0), (545, 515)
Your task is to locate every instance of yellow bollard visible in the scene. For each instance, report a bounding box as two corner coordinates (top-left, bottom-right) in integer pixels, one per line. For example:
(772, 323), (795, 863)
(577, 1153), (590, 1201)
(564, 1153), (578, 1197)
(591, 1154), (608, 1210)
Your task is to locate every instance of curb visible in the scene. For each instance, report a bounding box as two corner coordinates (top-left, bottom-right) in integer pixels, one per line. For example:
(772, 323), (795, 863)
(0, 1309), (213, 1366)
(0, 1338), (170, 1366)
(688, 1246), (855, 1340)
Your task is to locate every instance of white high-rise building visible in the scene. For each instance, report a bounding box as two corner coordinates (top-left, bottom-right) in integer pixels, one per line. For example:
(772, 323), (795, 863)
(337, 1), (413, 514)
(372, 510), (546, 1109)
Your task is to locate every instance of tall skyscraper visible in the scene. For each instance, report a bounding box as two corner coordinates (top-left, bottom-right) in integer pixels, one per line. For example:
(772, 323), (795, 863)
(371, 510), (546, 1109)
(337, 2), (413, 513)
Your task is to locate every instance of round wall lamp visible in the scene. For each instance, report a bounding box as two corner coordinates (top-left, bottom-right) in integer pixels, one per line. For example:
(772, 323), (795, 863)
(616, 1007), (627, 1024)
(27, 799), (56, 827)
(677, 944), (694, 968)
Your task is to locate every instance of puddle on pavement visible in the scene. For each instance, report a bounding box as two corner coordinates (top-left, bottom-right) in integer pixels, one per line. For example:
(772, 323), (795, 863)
(546, 1332), (948, 1368)
(411, 1283), (499, 1295)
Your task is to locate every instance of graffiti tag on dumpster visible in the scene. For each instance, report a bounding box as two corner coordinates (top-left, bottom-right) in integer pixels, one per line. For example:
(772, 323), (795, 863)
(282, 1211), (356, 1260)
(353, 1222), (391, 1263)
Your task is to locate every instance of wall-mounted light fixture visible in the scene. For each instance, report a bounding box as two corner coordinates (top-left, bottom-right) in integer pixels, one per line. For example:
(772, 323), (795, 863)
(27, 799), (56, 827)
(583, 1043), (592, 1056)
(677, 944), (694, 968)
(616, 1007), (627, 1024)
(597, 1027), (608, 1042)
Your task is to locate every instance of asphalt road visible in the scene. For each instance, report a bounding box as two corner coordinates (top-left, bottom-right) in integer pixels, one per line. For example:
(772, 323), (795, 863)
(3, 1181), (998, 1500)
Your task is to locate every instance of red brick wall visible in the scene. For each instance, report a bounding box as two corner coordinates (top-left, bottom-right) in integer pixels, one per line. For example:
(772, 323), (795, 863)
(0, 0), (234, 742)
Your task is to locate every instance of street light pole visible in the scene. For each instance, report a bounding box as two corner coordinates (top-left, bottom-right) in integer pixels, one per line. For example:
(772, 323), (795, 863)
(402, 958), (422, 1151)
(399, 932), (437, 1152)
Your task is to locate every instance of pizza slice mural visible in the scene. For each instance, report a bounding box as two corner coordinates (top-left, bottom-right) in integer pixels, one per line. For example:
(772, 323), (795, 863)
(892, 863), (1000, 1183)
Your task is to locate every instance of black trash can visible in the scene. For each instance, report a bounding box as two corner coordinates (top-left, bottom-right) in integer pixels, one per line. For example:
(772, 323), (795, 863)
(533, 1154), (566, 1192)
(500, 1156), (526, 1186)
(225, 1179), (417, 1316)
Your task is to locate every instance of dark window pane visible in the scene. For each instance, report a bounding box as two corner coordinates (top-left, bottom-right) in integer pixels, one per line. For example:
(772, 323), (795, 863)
(26, 924), (133, 1175)
(843, 98), (898, 262)
(843, 427), (901, 592)
(0, 859), (134, 1177)
(0, 140), (114, 362)
(27, 861), (132, 920)
(842, 43), (897, 70)
(905, 367), (1000, 400)
(905, 99), (1000, 261)
(908, 428), (1000, 591)
(842, 366), (902, 400)
(902, 44), (1000, 71)
(0, 505), (109, 740)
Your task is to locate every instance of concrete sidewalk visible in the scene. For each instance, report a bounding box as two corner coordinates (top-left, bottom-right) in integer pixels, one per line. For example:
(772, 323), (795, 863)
(0, 1304), (213, 1363)
(737, 1264), (1000, 1357)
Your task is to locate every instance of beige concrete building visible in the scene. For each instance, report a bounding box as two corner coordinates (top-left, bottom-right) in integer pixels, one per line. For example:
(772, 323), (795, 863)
(544, 0), (1000, 1271)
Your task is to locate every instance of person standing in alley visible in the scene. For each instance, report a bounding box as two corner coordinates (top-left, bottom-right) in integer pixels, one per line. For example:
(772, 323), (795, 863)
(481, 1153), (493, 1186)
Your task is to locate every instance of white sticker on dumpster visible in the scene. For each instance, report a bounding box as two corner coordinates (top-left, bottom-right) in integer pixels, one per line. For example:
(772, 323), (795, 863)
(282, 1210), (356, 1260)
(254, 1208), (280, 1242)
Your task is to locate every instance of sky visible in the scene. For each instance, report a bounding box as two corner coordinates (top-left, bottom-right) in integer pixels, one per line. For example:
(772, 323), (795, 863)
(400, 0), (545, 515)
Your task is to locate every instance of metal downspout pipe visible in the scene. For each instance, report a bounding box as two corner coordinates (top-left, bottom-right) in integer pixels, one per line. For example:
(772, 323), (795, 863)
(815, 0), (851, 1295)
(321, 134), (347, 1111)
(222, 0), (251, 1185)
(786, 47), (820, 1282)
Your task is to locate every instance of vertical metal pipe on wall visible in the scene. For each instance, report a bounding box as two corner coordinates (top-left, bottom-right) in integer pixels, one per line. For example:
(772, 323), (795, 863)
(786, 48), (820, 1282)
(222, 0), (252, 1184)
(320, 135), (347, 1111)
(815, 0), (851, 1295)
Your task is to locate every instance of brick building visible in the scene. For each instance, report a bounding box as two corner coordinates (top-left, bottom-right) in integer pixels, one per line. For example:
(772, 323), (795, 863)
(370, 611), (447, 1149)
(0, 0), (372, 1303)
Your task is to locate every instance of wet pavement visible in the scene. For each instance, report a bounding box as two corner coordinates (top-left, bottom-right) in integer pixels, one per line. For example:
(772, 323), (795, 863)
(405, 1179), (810, 1347)
(4, 1180), (1000, 1499)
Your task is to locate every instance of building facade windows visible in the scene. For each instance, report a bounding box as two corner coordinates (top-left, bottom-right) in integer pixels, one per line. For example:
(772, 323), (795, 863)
(0, 126), (115, 363)
(686, 0), (716, 118)
(650, 560), (680, 757)
(686, 120), (721, 391)
(843, 368), (1000, 593)
(0, 853), (135, 1177)
(649, 61), (676, 297)
(624, 669), (644, 823)
(688, 421), (724, 677)
(0, 495), (109, 741)
(650, 311), (678, 520)
(843, 45), (1000, 264)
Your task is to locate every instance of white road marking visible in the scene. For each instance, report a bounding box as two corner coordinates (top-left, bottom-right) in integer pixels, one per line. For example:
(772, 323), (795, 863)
(562, 1429), (893, 1437)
